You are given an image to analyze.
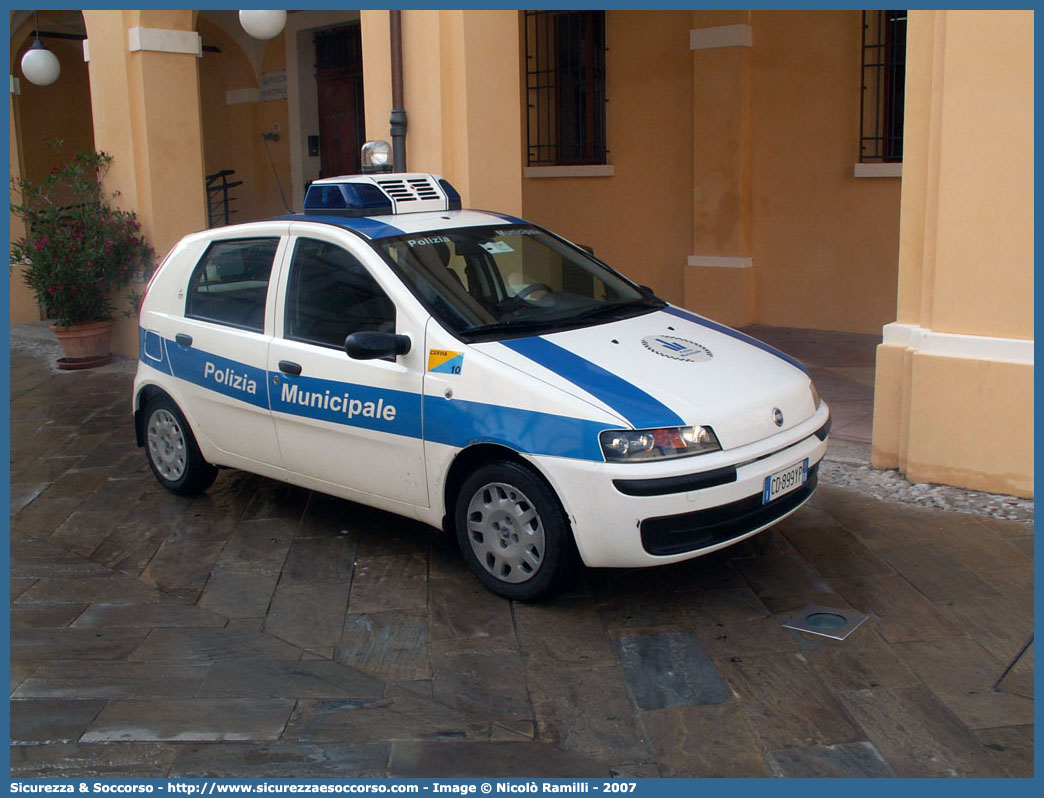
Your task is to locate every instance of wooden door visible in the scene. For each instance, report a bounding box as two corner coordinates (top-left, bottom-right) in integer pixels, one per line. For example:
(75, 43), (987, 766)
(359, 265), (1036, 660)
(315, 25), (364, 178)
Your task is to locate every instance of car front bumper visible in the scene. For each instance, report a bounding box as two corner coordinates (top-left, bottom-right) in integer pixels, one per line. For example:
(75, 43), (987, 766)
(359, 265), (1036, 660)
(533, 403), (830, 568)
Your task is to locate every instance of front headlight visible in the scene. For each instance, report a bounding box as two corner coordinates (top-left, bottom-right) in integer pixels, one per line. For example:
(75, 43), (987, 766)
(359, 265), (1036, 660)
(810, 380), (822, 409)
(599, 425), (721, 463)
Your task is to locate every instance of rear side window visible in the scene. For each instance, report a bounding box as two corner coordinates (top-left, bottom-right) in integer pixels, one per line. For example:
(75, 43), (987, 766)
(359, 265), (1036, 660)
(284, 238), (396, 348)
(185, 238), (279, 332)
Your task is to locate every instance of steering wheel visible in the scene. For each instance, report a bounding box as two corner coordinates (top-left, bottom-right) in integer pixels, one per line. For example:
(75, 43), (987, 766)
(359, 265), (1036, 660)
(515, 282), (553, 301)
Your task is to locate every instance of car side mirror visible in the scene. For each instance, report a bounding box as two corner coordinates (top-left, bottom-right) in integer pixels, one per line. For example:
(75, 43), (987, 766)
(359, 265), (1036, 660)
(344, 331), (411, 360)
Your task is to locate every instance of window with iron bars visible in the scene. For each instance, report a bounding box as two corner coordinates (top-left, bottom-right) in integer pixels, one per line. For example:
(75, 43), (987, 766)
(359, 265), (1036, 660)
(860, 10), (907, 162)
(524, 10), (607, 166)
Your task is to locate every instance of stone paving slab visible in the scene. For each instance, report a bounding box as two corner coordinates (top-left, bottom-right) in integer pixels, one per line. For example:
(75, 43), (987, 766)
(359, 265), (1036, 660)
(8, 332), (1035, 778)
(526, 666), (649, 763)
(197, 659), (384, 699)
(11, 698), (108, 744)
(284, 696), (488, 743)
(81, 699), (297, 742)
(388, 741), (611, 777)
(766, 741), (895, 777)
(641, 702), (770, 777)
(71, 603), (227, 629)
(264, 581), (353, 651)
(612, 630), (730, 710)
(974, 725), (1034, 778)
(336, 611), (431, 681)
(11, 603), (88, 629)
(837, 686), (1011, 777)
(171, 742), (391, 778)
(12, 628), (150, 662)
(894, 638), (1035, 729)
(718, 653), (864, 749)
(10, 743), (181, 778)
(832, 573), (965, 643)
(128, 627), (303, 662)
(13, 662), (211, 700)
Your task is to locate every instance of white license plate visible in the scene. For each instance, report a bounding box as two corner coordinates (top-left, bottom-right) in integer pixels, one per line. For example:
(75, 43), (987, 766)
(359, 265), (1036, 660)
(762, 458), (809, 504)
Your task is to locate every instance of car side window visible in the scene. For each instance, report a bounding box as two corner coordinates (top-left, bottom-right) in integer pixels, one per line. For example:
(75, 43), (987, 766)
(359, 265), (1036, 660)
(185, 238), (279, 332)
(284, 237), (396, 349)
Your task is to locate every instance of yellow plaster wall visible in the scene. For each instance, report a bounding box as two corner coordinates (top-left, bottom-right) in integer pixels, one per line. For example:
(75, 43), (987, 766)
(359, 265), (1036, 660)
(360, 10), (391, 145)
(197, 20), (291, 223)
(12, 39), (95, 187)
(362, 10), (522, 214)
(9, 91), (41, 324)
(460, 12), (523, 214)
(256, 37), (291, 218)
(892, 10), (934, 325)
(871, 10), (1033, 497)
(520, 11), (899, 329)
(521, 11), (694, 305)
(10, 14), (96, 324)
(904, 354), (1033, 497)
(925, 12), (1033, 340)
(749, 10), (900, 334)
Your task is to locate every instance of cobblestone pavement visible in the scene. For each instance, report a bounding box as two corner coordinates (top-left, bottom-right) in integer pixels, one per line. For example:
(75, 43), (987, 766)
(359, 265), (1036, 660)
(9, 331), (1034, 777)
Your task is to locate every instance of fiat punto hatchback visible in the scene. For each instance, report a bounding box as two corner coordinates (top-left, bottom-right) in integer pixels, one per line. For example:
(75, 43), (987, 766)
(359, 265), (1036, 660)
(134, 172), (830, 599)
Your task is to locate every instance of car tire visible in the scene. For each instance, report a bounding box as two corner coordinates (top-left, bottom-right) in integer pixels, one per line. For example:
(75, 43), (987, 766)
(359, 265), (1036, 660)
(454, 460), (576, 601)
(143, 394), (218, 496)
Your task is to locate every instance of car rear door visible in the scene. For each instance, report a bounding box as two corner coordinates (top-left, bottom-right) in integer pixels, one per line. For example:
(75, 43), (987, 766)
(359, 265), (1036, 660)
(164, 231), (287, 469)
(266, 225), (429, 508)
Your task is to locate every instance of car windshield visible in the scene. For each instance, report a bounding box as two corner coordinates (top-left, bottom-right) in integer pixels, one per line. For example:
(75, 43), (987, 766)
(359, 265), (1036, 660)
(375, 225), (663, 341)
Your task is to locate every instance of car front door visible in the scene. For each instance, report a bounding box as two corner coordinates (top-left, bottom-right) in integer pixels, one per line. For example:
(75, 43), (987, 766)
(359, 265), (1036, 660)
(266, 227), (429, 508)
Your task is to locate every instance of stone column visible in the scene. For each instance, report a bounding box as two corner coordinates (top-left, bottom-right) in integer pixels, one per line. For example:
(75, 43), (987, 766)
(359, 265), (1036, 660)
(871, 10), (1033, 496)
(684, 11), (755, 326)
(82, 10), (207, 356)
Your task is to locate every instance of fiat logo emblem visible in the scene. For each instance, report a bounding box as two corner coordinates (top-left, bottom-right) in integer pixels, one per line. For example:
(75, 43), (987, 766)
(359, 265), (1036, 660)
(772, 408), (784, 427)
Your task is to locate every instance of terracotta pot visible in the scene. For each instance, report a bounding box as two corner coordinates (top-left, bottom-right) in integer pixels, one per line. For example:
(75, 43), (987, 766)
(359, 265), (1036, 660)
(50, 319), (115, 369)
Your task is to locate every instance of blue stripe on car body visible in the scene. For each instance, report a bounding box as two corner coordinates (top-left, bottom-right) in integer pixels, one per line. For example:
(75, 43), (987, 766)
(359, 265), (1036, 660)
(489, 212), (529, 225)
(663, 306), (809, 375)
(283, 214), (405, 240)
(163, 338), (270, 410)
(140, 335), (607, 461)
(270, 372), (422, 439)
(423, 395), (606, 461)
(139, 328), (172, 375)
(500, 336), (685, 430)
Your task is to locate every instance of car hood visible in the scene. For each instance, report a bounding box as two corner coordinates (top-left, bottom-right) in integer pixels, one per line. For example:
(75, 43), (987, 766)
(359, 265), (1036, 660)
(478, 306), (817, 450)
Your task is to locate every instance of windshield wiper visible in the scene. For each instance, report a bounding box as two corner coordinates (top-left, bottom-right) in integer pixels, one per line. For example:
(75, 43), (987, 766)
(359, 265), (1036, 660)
(461, 318), (562, 340)
(462, 300), (663, 342)
(567, 299), (664, 323)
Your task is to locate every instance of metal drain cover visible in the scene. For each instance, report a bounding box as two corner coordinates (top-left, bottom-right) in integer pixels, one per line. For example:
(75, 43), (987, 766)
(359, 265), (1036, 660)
(783, 604), (869, 641)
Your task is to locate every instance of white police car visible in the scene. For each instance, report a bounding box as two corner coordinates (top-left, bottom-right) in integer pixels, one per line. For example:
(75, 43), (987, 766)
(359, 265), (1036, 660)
(134, 173), (830, 600)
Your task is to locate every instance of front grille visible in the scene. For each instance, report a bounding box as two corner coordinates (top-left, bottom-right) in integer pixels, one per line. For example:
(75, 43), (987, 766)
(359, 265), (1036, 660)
(640, 465), (819, 556)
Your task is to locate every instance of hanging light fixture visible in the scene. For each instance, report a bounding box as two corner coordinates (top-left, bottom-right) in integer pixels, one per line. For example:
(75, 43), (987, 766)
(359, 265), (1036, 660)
(238, 10), (287, 40)
(21, 12), (60, 86)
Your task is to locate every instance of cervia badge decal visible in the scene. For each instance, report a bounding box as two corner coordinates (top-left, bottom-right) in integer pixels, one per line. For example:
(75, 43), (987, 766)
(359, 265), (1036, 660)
(641, 335), (713, 362)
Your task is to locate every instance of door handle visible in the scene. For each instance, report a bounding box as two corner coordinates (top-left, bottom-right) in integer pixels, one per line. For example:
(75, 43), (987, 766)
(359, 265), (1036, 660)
(175, 333), (193, 347)
(278, 360), (302, 376)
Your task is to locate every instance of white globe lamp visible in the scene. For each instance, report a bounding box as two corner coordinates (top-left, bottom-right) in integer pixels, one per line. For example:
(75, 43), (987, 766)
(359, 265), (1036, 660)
(239, 10), (287, 41)
(21, 38), (60, 86)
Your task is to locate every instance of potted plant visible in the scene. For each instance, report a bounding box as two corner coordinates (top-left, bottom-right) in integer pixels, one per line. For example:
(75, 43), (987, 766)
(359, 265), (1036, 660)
(10, 143), (154, 369)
